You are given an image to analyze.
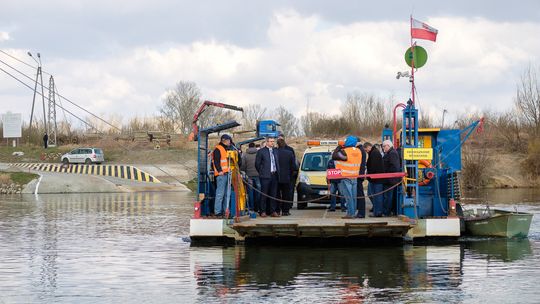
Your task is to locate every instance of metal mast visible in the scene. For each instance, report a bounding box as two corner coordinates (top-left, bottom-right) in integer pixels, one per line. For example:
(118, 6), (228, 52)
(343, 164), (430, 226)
(47, 75), (58, 147)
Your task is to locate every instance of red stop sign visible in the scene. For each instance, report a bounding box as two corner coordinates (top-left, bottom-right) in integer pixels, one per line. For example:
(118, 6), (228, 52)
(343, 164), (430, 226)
(326, 169), (342, 179)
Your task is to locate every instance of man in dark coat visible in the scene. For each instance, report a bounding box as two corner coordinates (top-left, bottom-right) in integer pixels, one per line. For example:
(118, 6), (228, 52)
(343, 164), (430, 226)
(382, 140), (401, 216)
(327, 158), (345, 211)
(278, 133), (297, 199)
(276, 138), (297, 216)
(43, 133), (48, 149)
(364, 142), (385, 217)
(241, 142), (261, 212)
(255, 137), (280, 217)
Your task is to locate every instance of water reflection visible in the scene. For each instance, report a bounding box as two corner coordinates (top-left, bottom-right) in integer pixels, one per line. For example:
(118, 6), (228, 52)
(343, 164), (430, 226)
(1, 191), (539, 303)
(465, 239), (532, 262)
(189, 239), (537, 303)
(464, 188), (540, 205)
(190, 245), (465, 302)
(0, 192), (194, 303)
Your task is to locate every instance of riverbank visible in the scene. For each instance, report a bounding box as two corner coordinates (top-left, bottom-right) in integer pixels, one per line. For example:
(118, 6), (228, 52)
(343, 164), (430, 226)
(0, 170), (39, 194)
(1, 139), (538, 191)
(0, 162), (191, 194)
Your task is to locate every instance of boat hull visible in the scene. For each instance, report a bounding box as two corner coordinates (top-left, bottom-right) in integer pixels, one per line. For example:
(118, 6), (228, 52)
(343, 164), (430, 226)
(465, 210), (533, 238)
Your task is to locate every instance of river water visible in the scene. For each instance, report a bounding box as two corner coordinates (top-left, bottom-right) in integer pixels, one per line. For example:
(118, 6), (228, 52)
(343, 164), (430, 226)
(0, 189), (539, 303)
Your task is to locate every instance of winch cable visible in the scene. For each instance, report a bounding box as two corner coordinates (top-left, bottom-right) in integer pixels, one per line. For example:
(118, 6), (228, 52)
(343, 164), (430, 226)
(238, 169), (403, 203)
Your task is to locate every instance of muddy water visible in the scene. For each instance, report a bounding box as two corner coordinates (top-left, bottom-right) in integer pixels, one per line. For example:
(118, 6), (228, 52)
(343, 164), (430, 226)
(0, 190), (539, 303)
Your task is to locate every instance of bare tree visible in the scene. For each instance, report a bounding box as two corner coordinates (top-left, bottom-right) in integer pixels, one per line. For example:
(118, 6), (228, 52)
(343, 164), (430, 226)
(274, 105), (299, 137)
(300, 112), (321, 137)
(462, 146), (493, 188)
(241, 104), (267, 130)
(342, 92), (388, 135)
(515, 65), (540, 136)
(160, 81), (201, 134)
(492, 111), (525, 151)
(419, 110), (434, 128)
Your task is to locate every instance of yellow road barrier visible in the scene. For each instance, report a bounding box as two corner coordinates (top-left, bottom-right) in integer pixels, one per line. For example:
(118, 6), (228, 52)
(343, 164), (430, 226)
(10, 163), (161, 183)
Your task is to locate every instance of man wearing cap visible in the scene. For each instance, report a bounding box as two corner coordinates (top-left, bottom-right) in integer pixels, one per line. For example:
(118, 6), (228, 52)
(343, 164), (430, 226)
(332, 136), (362, 219)
(212, 134), (232, 217)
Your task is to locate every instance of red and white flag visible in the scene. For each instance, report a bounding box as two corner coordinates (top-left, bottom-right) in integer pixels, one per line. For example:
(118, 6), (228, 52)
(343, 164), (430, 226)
(411, 18), (438, 42)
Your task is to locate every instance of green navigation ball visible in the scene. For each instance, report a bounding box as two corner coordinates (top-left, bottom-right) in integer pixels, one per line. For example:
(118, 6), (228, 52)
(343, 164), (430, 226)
(405, 46), (428, 68)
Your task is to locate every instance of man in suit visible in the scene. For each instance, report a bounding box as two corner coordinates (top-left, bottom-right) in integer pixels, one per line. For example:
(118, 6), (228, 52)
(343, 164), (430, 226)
(276, 138), (297, 216)
(255, 137), (280, 217)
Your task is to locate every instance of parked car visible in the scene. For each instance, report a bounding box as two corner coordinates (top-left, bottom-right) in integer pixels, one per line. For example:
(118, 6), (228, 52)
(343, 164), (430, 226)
(61, 148), (104, 164)
(296, 141), (335, 209)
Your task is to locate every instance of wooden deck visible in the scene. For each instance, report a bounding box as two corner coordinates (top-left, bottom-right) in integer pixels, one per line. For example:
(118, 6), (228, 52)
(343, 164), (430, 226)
(232, 209), (413, 239)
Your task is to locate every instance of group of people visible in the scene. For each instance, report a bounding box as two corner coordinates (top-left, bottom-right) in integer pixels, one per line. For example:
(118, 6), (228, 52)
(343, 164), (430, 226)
(211, 132), (402, 219)
(328, 137), (401, 219)
(212, 133), (298, 218)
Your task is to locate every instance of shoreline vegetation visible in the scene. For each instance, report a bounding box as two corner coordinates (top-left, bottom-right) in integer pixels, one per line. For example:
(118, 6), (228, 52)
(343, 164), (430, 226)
(0, 137), (537, 192)
(1, 64), (539, 191)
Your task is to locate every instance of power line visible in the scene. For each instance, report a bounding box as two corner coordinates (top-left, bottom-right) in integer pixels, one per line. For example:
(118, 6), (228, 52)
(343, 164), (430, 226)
(0, 65), (100, 131)
(0, 49), (53, 76)
(0, 64), (189, 184)
(0, 55), (121, 131)
(0, 51), (192, 184)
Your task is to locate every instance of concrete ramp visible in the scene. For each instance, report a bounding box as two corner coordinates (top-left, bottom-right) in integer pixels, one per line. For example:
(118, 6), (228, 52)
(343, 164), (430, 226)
(10, 163), (161, 183)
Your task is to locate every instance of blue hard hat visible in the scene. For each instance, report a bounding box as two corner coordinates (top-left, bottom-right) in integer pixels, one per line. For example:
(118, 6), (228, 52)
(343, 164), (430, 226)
(344, 135), (358, 147)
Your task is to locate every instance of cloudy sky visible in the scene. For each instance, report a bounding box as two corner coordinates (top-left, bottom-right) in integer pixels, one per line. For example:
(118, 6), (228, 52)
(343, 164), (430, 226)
(1, 0), (540, 126)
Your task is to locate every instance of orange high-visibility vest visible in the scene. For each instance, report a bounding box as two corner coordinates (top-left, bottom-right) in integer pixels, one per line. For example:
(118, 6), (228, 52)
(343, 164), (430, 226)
(212, 144), (230, 176)
(335, 147), (362, 178)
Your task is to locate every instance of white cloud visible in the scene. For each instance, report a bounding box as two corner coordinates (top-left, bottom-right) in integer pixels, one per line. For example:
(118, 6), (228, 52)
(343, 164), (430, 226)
(0, 31), (10, 41)
(1, 10), (540, 126)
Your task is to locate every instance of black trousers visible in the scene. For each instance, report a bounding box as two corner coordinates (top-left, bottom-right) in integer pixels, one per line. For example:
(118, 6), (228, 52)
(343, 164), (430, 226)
(260, 173), (278, 214)
(278, 182), (292, 213)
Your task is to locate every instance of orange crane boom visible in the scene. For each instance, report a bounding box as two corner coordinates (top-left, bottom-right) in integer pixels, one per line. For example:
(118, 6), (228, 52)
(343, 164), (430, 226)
(188, 100), (244, 141)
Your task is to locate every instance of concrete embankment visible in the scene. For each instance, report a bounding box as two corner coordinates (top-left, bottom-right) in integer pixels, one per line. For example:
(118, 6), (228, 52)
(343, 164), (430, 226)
(2, 163), (191, 194)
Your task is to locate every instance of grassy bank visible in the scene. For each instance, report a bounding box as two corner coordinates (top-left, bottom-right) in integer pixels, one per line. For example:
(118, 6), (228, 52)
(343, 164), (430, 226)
(0, 143), (197, 166)
(0, 145), (71, 163)
(0, 171), (39, 186)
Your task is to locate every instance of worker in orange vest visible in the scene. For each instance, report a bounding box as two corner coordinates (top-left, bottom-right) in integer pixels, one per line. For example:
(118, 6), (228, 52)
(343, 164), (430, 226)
(333, 136), (362, 219)
(212, 134), (232, 217)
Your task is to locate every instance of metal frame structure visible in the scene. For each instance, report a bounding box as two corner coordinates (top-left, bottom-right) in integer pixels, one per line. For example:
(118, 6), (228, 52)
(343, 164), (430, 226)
(197, 120), (241, 216)
(400, 100), (419, 218)
(47, 76), (58, 147)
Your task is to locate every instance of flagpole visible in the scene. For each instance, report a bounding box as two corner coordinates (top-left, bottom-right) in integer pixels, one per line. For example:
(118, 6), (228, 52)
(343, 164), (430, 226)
(410, 15), (415, 106)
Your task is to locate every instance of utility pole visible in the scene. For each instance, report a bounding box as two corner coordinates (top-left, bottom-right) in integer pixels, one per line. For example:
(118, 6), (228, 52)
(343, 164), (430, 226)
(28, 51), (47, 144)
(441, 109), (448, 129)
(48, 76), (57, 147)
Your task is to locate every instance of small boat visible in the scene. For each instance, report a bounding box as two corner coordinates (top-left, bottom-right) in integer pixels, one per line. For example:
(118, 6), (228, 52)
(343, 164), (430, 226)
(463, 207), (533, 238)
